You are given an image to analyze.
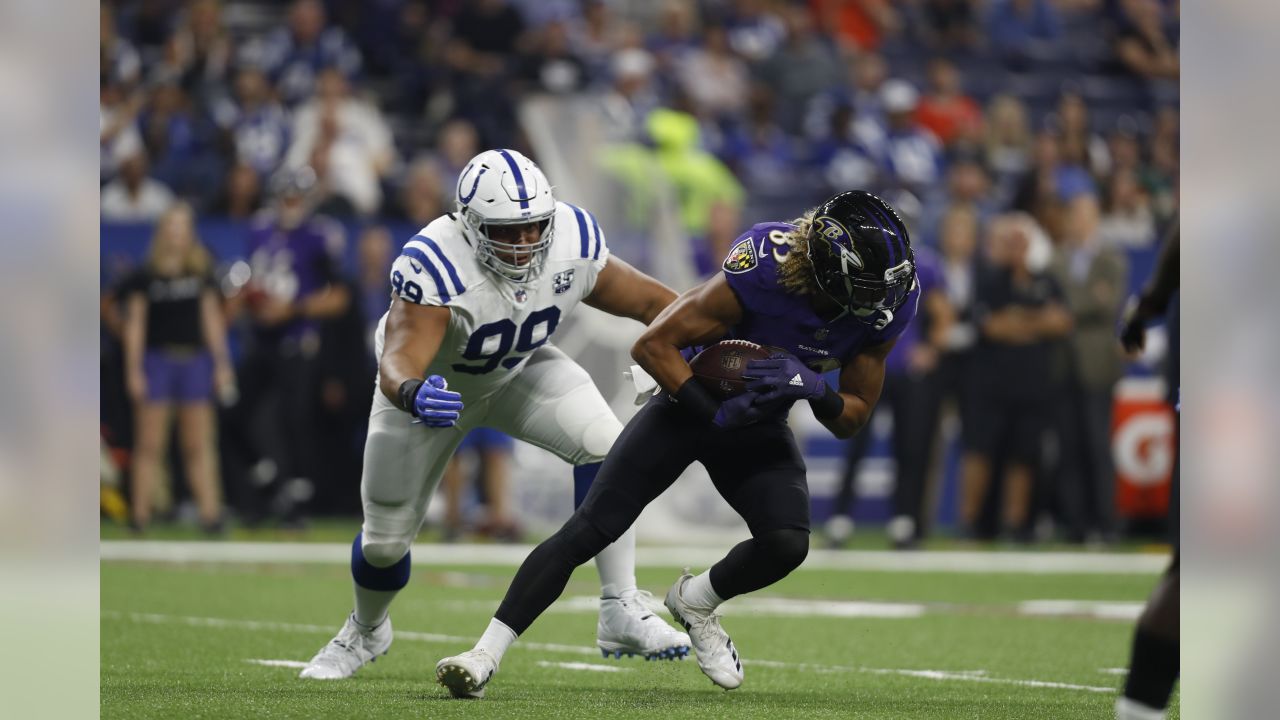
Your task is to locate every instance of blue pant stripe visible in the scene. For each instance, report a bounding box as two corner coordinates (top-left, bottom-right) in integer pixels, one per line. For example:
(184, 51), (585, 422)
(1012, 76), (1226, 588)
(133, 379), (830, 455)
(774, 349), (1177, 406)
(351, 532), (411, 591)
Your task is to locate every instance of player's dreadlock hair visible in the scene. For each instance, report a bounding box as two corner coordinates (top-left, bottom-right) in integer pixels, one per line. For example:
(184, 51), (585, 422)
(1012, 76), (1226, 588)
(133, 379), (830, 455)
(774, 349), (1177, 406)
(777, 208), (819, 295)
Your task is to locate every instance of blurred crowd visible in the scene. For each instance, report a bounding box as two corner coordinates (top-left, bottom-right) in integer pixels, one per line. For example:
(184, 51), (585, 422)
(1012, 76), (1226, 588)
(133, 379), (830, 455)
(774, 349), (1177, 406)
(100, 0), (1179, 545)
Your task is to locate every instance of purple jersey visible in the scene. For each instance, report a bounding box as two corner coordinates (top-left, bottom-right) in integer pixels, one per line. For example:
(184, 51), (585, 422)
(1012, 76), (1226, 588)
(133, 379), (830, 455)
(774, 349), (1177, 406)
(245, 211), (344, 340)
(885, 246), (941, 373)
(720, 222), (919, 374)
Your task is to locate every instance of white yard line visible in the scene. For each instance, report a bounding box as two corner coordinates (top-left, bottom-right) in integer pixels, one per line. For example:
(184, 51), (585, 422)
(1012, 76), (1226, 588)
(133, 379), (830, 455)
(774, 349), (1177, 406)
(1019, 600), (1145, 621)
(105, 610), (1117, 694)
(247, 659), (308, 669)
(101, 541), (1168, 574)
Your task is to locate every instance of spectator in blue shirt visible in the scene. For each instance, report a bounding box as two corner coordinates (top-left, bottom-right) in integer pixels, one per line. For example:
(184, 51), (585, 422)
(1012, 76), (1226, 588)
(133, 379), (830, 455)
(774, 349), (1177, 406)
(876, 79), (946, 195)
(239, 0), (362, 107)
(212, 67), (291, 178)
(808, 103), (879, 197)
(138, 79), (219, 198)
(985, 0), (1063, 65)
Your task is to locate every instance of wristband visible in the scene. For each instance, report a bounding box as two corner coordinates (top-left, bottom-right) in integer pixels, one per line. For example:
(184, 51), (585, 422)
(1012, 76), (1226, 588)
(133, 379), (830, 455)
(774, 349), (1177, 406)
(809, 383), (844, 421)
(397, 378), (424, 414)
(673, 377), (720, 424)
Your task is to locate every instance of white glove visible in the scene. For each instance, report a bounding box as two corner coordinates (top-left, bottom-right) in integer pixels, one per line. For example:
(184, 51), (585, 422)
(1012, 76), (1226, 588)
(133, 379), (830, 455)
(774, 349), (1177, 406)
(623, 364), (659, 405)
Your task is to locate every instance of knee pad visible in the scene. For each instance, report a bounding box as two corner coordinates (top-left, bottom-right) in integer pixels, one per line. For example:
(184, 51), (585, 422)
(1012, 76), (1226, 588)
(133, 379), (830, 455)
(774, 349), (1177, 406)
(555, 387), (623, 464)
(360, 536), (412, 569)
(759, 528), (810, 572)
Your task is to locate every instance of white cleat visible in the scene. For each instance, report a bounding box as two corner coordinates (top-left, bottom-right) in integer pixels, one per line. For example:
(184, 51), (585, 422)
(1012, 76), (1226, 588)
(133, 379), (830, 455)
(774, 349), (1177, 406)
(597, 590), (691, 661)
(664, 571), (743, 690)
(435, 649), (498, 699)
(298, 613), (392, 680)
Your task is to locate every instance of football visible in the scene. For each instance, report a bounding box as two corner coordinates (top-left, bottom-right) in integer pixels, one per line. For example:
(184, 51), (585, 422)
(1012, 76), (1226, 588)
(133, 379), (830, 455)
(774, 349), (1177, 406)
(688, 339), (772, 399)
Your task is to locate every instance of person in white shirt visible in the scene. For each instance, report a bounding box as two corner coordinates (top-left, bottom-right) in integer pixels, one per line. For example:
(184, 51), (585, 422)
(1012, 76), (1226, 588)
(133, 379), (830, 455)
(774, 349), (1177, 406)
(284, 68), (395, 216)
(101, 149), (175, 222)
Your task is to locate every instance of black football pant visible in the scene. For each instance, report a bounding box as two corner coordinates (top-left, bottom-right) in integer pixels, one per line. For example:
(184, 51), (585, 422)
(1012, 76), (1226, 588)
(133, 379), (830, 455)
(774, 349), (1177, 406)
(833, 369), (942, 537)
(495, 394), (811, 635)
(220, 342), (319, 521)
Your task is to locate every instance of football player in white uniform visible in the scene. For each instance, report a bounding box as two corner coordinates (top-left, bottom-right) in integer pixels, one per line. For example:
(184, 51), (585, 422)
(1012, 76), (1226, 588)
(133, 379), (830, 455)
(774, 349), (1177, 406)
(299, 149), (690, 683)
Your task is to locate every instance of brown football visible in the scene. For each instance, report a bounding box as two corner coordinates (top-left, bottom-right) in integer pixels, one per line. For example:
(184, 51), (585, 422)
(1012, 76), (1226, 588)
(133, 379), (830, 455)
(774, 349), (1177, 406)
(688, 339), (772, 399)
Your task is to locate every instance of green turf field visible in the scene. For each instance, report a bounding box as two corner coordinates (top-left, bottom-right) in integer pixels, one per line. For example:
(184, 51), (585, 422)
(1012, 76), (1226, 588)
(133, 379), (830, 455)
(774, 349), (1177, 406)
(101, 549), (1177, 719)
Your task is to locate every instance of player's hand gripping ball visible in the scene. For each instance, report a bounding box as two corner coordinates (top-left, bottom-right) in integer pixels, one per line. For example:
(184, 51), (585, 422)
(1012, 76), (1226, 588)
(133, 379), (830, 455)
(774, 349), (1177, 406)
(688, 340), (774, 399)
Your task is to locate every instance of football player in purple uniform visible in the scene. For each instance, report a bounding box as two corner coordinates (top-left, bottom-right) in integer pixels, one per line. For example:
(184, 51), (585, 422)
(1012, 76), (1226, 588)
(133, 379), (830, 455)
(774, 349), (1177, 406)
(436, 190), (919, 695)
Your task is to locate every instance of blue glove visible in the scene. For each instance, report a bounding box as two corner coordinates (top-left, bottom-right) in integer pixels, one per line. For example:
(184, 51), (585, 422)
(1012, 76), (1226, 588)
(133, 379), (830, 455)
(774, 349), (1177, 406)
(413, 375), (463, 427)
(712, 390), (783, 429)
(745, 352), (827, 405)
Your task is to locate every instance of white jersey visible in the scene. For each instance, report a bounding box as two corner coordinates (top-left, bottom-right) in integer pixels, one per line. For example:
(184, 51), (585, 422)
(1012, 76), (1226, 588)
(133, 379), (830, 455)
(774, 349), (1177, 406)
(375, 200), (610, 399)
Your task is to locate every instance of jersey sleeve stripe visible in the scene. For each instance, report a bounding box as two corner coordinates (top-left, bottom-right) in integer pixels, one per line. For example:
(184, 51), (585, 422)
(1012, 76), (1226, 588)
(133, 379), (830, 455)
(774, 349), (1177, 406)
(496, 149), (531, 209)
(401, 245), (451, 303)
(568, 203), (590, 258)
(589, 212), (603, 260)
(416, 235), (465, 296)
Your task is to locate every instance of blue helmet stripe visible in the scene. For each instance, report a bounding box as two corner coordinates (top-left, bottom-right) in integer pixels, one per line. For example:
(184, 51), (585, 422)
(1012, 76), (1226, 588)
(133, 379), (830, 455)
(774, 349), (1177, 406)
(862, 204), (895, 266)
(568, 203), (590, 258)
(417, 235), (465, 296)
(589, 212), (603, 260)
(401, 246), (451, 303)
(866, 202), (901, 266)
(497, 149), (531, 210)
(873, 201), (909, 263)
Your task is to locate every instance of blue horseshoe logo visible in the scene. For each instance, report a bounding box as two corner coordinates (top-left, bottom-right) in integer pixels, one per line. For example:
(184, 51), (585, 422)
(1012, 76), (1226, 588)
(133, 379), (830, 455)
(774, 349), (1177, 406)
(458, 164), (487, 205)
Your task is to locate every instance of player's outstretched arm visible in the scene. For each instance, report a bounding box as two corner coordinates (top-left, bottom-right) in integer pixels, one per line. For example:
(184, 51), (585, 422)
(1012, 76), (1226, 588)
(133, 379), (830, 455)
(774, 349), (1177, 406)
(631, 274), (743, 395)
(582, 256), (677, 325)
(378, 297), (453, 411)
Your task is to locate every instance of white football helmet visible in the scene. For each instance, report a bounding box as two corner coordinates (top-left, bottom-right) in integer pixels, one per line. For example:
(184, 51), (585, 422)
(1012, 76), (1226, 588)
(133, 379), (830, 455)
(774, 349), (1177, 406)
(455, 149), (557, 283)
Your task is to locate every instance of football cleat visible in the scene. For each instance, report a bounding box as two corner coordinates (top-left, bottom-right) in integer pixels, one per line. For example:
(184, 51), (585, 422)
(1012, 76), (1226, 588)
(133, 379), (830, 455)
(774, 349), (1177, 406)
(664, 571), (743, 690)
(298, 613), (392, 680)
(597, 590), (691, 661)
(435, 648), (499, 699)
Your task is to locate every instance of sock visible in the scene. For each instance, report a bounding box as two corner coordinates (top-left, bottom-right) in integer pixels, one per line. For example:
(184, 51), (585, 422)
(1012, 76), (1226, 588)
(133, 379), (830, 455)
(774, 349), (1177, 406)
(475, 618), (517, 664)
(575, 462), (637, 599)
(683, 569), (724, 611)
(1114, 696), (1166, 720)
(1122, 626), (1179, 710)
(595, 526), (638, 599)
(349, 533), (410, 629)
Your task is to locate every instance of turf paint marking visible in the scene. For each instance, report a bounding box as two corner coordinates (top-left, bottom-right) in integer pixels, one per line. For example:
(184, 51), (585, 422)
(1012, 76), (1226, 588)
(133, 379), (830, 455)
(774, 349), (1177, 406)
(748, 660), (1116, 694)
(535, 661), (627, 673)
(101, 540), (1168, 574)
(105, 610), (1116, 694)
(247, 659), (308, 669)
(1019, 600), (1144, 621)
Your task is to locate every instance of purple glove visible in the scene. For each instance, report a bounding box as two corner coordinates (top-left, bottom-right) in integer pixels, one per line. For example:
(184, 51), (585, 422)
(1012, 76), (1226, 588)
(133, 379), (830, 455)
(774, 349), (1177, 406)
(711, 391), (794, 428)
(413, 375), (463, 427)
(712, 391), (766, 428)
(745, 352), (826, 405)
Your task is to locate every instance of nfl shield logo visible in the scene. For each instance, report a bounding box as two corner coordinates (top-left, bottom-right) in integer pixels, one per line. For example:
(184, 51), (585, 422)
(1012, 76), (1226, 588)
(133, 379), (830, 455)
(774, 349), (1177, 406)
(553, 269), (575, 295)
(514, 288), (528, 304)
